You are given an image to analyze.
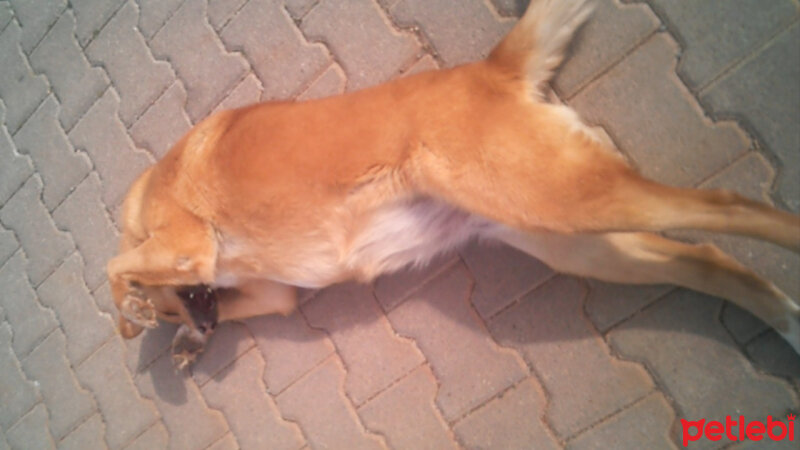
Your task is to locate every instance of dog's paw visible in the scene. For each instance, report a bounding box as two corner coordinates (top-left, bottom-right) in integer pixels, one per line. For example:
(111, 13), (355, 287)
(171, 324), (208, 370)
(120, 291), (158, 329)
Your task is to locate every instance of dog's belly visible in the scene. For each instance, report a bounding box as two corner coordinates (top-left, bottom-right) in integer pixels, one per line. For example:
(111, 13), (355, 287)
(215, 198), (489, 289)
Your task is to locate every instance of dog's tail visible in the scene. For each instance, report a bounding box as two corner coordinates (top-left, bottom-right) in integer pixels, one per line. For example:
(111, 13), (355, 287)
(488, 0), (592, 93)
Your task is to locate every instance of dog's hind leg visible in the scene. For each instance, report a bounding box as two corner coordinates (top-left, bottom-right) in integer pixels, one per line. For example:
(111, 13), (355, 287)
(491, 228), (800, 352)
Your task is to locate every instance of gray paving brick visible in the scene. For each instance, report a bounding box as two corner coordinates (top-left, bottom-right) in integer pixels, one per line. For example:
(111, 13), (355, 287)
(0, 429), (8, 450)
(76, 337), (160, 449)
(5, 403), (55, 450)
(0, 2), (12, 32)
(120, 422), (168, 450)
(21, 329), (96, 440)
(701, 23), (800, 211)
(402, 53), (438, 76)
(566, 392), (675, 450)
(746, 331), (800, 383)
(245, 311), (335, 395)
(58, 414), (107, 450)
(0, 252), (58, 357)
(0, 222), (19, 267)
(91, 282), (117, 320)
(303, 282), (425, 405)
(124, 322), (177, 375)
(129, 81), (192, 160)
(285, 0), (317, 19)
(585, 281), (672, 333)
(490, 276), (654, 438)
(554, 0), (660, 98)
(208, 0), (248, 30)
(609, 290), (797, 450)
(206, 433), (239, 450)
(454, 378), (559, 450)
(387, 0), (512, 67)
(461, 240), (553, 319)
(644, 0), (797, 89)
(276, 356), (386, 450)
(0, 176), (74, 286)
(221, 0), (326, 100)
(201, 348), (305, 450)
(0, 21), (49, 134)
(373, 252), (456, 312)
(52, 174), (119, 290)
(7, 0), (66, 54)
(359, 364), (457, 450)
(134, 352), (229, 450)
(297, 63), (346, 101)
(721, 303), (768, 345)
(303, 0), (418, 91)
(85, 1), (175, 126)
(13, 95), (92, 210)
(70, 0), (124, 47)
(191, 321), (255, 387)
(68, 88), (153, 207)
(151, 0), (249, 122)
(136, 0), (183, 39)
(29, 10), (109, 132)
(0, 322), (40, 430)
(570, 33), (749, 187)
(388, 264), (528, 422)
(36, 253), (115, 366)
(0, 103), (34, 205)
(212, 73), (263, 113)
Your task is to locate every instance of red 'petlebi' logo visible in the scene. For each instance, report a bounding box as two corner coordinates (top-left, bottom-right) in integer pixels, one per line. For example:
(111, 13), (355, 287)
(681, 414), (796, 446)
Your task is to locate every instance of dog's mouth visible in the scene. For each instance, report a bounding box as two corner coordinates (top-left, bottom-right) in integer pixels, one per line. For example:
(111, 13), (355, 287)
(176, 284), (219, 334)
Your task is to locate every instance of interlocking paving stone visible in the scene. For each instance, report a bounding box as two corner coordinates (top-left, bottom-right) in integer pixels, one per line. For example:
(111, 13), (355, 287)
(461, 240), (553, 319)
(388, 264), (528, 422)
(136, 0), (184, 40)
(566, 392), (675, 450)
(68, 88), (153, 207)
(52, 175), (119, 291)
(70, 0), (125, 47)
(303, 0), (419, 91)
(609, 290), (798, 450)
(0, 21), (49, 134)
(0, 2), (12, 32)
(201, 348), (306, 450)
(212, 73), (263, 113)
(207, 433), (239, 450)
(124, 322), (177, 375)
(386, 0), (513, 67)
(76, 337), (160, 449)
(642, 0), (797, 90)
(36, 253), (115, 365)
(554, 0), (660, 98)
(246, 311), (335, 395)
(453, 378), (559, 450)
(276, 356), (386, 450)
(285, 0), (317, 19)
(0, 322), (40, 430)
(221, 0), (326, 100)
(402, 53), (438, 76)
(0, 252), (58, 358)
(208, 0), (248, 30)
(191, 321), (255, 387)
(746, 331), (800, 383)
(373, 252), (457, 312)
(0, 103), (34, 205)
(129, 81), (192, 160)
(134, 352), (229, 450)
(85, 1), (175, 126)
(359, 364), (457, 450)
(91, 281), (116, 320)
(701, 23), (800, 212)
(0, 429), (7, 450)
(585, 281), (672, 333)
(151, 0), (249, 122)
(297, 63), (346, 101)
(303, 282), (425, 405)
(570, 33), (749, 187)
(13, 95), (92, 210)
(5, 403), (55, 450)
(58, 414), (107, 450)
(7, 0), (66, 54)
(29, 10), (109, 132)
(0, 177), (75, 286)
(122, 422), (169, 450)
(489, 276), (654, 438)
(21, 329), (96, 440)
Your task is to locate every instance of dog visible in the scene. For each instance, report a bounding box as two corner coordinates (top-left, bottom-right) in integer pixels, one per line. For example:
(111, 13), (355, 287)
(108, 0), (800, 368)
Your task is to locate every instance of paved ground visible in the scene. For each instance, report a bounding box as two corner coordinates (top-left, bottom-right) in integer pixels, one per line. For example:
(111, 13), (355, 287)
(0, 0), (798, 449)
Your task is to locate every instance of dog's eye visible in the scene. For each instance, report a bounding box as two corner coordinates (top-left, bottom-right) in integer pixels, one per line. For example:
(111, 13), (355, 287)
(197, 325), (207, 333)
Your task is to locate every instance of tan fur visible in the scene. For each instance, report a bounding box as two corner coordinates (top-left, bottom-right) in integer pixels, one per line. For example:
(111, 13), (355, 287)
(108, 0), (800, 354)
